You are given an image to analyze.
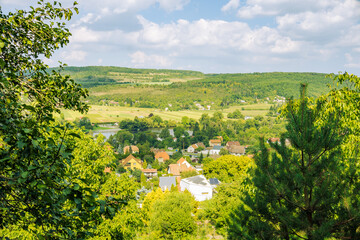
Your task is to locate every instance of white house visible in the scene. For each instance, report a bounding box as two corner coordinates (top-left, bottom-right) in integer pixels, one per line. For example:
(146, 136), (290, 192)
(187, 145), (196, 153)
(210, 145), (223, 155)
(180, 175), (212, 201)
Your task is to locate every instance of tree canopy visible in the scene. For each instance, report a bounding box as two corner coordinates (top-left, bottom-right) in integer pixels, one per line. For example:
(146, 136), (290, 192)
(228, 83), (360, 239)
(0, 1), (136, 238)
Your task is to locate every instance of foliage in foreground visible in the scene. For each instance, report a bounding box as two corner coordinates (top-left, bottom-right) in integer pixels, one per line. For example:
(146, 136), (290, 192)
(228, 82), (360, 239)
(0, 1), (138, 238)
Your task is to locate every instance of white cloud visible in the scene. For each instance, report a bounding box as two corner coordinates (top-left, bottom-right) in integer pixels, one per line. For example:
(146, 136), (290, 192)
(61, 50), (87, 62)
(235, 0), (358, 19)
(276, 0), (360, 42)
(135, 17), (301, 55)
(70, 27), (101, 43)
(221, 0), (240, 12)
(157, 0), (190, 12)
(130, 51), (172, 68)
(237, 4), (277, 18)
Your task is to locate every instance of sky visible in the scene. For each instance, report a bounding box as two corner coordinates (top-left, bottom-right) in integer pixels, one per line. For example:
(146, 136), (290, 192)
(2, 0), (360, 74)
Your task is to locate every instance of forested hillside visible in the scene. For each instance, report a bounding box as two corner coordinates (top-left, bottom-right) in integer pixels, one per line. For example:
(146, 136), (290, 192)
(58, 66), (331, 110)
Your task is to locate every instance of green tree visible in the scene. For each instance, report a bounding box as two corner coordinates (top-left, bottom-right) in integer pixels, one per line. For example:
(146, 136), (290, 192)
(91, 201), (145, 240)
(227, 109), (244, 119)
(203, 155), (253, 183)
(0, 2), (140, 238)
(107, 130), (134, 150)
(149, 191), (196, 239)
(73, 116), (93, 130)
(219, 147), (229, 155)
(228, 84), (360, 239)
(159, 127), (171, 139)
(0, 0), (95, 236)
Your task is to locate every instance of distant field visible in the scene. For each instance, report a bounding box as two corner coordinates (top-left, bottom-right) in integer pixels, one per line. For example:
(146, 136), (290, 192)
(60, 103), (272, 123)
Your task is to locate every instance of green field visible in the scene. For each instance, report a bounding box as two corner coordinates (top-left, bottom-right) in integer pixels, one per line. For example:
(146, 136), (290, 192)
(61, 103), (272, 123)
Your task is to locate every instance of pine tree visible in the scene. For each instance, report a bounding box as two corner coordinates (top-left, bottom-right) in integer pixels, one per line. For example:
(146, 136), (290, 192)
(228, 84), (360, 239)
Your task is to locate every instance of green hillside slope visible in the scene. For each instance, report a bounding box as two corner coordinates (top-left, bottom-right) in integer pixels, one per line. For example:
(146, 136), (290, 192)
(56, 66), (332, 110)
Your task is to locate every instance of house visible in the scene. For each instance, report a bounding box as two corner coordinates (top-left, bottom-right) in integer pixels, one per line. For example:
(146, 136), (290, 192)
(155, 151), (170, 163)
(180, 175), (213, 201)
(159, 176), (176, 191)
(141, 169), (158, 179)
(168, 164), (181, 176)
(209, 139), (221, 147)
(123, 145), (139, 154)
(226, 141), (240, 147)
(227, 145), (246, 156)
(121, 154), (142, 171)
(187, 144), (197, 153)
(187, 142), (206, 153)
(210, 145), (223, 155)
(268, 138), (281, 144)
(168, 158), (196, 176)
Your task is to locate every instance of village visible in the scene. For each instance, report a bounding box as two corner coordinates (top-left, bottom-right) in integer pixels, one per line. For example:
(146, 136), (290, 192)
(104, 136), (281, 202)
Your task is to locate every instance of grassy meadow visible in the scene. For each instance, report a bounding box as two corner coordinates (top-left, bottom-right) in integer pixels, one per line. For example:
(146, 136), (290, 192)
(60, 103), (272, 123)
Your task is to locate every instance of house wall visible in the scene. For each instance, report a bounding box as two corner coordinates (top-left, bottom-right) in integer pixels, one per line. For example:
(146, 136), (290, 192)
(187, 146), (195, 153)
(124, 159), (142, 170)
(210, 149), (220, 155)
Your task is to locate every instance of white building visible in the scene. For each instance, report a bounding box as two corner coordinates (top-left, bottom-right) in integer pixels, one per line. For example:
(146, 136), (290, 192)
(180, 175), (212, 201)
(209, 145), (223, 155)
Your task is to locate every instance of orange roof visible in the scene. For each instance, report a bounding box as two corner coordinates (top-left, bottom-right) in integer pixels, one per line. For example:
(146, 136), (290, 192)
(155, 151), (170, 161)
(121, 154), (142, 166)
(104, 167), (111, 173)
(177, 157), (186, 165)
(180, 164), (194, 172)
(210, 139), (222, 143)
(268, 138), (281, 143)
(169, 164), (180, 176)
(142, 169), (157, 173)
(227, 141), (240, 147)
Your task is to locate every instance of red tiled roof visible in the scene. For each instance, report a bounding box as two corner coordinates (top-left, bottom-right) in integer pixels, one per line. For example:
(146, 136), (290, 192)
(142, 169), (157, 173)
(191, 144), (198, 149)
(195, 142), (205, 149)
(177, 157), (186, 165)
(155, 151), (170, 161)
(210, 139), (221, 144)
(226, 141), (240, 147)
(227, 145), (246, 154)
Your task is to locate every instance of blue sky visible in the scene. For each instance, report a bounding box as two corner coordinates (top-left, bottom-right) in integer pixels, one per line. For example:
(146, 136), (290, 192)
(2, 0), (360, 74)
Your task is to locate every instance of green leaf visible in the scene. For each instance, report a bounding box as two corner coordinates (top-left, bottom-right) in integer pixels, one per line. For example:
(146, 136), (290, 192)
(21, 171), (29, 178)
(68, 132), (81, 138)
